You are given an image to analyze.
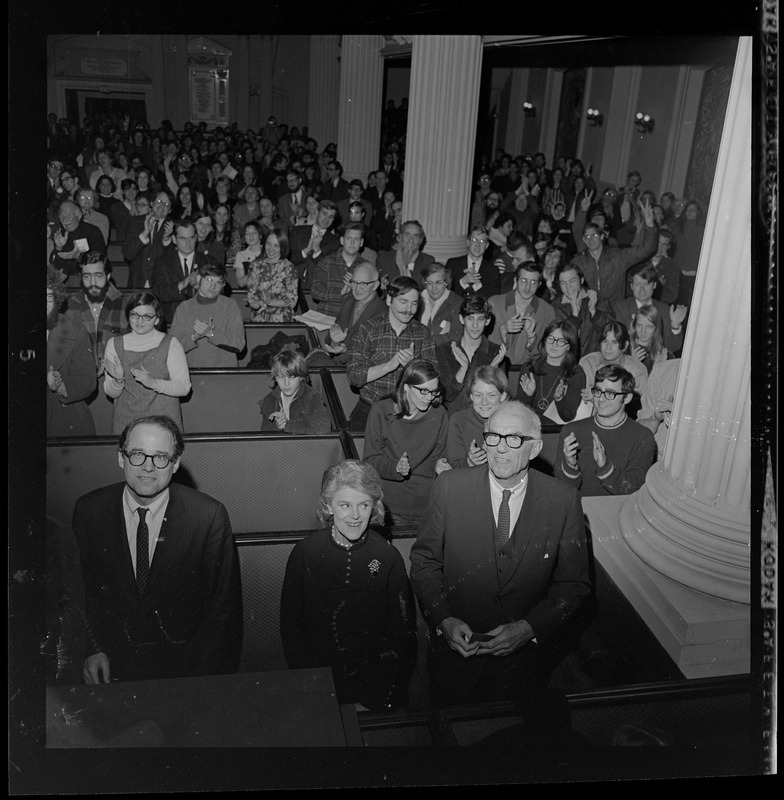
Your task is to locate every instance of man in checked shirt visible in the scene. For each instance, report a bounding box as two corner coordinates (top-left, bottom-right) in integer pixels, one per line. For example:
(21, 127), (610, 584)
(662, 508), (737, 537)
(346, 275), (437, 431)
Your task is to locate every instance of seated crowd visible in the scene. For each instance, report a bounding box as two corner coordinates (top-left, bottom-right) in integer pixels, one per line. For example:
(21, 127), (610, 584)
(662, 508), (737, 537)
(46, 113), (700, 714)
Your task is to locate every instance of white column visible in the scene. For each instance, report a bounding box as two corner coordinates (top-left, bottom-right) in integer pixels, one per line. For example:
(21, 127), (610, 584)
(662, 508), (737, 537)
(619, 37), (752, 606)
(308, 36), (341, 151)
(337, 35), (385, 183)
(404, 35), (483, 262)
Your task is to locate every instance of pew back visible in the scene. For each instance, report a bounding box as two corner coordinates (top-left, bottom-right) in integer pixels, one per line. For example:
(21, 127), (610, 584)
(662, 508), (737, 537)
(47, 434), (348, 535)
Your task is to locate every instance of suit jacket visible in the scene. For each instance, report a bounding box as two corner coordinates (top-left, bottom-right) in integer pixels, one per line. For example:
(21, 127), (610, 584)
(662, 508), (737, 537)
(409, 466), (590, 699)
(419, 290), (464, 347)
(318, 177), (351, 205)
(376, 250), (435, 288)
(445, 255), (500, 301)
(123, 215), (171, 289)
(72, 482), (243, 682)
(152, 249), (209, 325)
(288, 224), (340, 290)
(276, 189), (311, 228)
(611, 297), (683, 355)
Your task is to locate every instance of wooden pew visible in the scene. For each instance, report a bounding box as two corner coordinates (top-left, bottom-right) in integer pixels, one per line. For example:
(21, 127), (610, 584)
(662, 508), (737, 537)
(47, 433), (349, 536)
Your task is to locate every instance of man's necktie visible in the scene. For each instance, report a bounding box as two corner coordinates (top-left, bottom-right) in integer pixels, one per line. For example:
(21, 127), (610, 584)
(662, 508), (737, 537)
(136, 507), (150, 592)
(151, 220), (159, 240)
(183, 256), (189, 277)
(497, 490), (511, 544)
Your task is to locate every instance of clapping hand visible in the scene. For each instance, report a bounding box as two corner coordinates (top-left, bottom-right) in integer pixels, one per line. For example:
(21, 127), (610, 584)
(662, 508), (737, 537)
(341, 271), (352, 295)
(654, 394), (674, 426)
(163, 219), (175, 239)
(268, 410), (288, 430)
(563, 431), (580, 469)
(505, 313), (526, 335)
(591, 431), (607, 468)
(435, 457), (452, 475)
(450, 341), (470, 370)
(586, 289), (598, 316)
(102, 354), (124, 383)
(329, 323), (347, 344)
(392, 345), (415, 369)
(490, 343), (507, 367)
(467, 438), (487, 466)
(130, 365), (158, 390)
(396, 451), (411, 477)
(192, 318), (213, 340)
(47, 366), (63, 393)
(53, 228), (68, 249)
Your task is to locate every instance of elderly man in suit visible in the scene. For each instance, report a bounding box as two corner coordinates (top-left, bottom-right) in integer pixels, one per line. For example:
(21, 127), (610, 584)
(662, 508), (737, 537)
(73, 414), (243, 684)
(123, 191), (174, 289)
(151, 218), (209, 325)
(410, 400), (591, 706)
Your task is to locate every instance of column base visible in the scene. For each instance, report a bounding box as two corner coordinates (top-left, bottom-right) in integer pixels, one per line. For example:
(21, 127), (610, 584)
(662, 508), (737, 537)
(423, 236), (468, 264)
(582, 496), (750, 679)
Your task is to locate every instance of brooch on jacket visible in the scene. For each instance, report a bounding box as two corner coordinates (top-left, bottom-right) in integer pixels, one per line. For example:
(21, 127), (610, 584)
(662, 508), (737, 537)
(368, 559), (380, 576)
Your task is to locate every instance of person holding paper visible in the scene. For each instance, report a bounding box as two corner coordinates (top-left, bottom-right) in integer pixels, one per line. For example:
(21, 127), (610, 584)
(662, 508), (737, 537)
(49, 200), (106, 278)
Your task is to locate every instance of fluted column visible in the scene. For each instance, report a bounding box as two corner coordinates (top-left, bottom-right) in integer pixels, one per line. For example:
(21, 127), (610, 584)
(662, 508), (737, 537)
(404, 35), (483, 262)
(618, 37), (752, 605)
(337, 35), (385, 183)
(308, 36), (341, 152)
(599, 66), (641, 187)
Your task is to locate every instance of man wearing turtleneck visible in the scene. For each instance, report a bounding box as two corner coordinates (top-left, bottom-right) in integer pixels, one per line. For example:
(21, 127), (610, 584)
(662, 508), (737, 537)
(169, 264), (245, 368)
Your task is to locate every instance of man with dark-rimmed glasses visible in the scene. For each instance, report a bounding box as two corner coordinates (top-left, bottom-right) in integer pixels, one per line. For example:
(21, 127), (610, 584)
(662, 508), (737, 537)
(410, 400), (590, 706)
(72, 414), (242, 684)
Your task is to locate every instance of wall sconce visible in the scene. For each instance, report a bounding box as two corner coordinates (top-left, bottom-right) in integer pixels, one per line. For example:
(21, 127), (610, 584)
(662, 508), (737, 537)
(586, 107), (603, 127)
(635, 112), (655, 133)
(523, 102), (536, 118)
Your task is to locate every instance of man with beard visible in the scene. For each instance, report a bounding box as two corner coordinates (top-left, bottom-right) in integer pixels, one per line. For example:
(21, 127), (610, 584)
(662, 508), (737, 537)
(50, 200), (107, 279)
(67, 252), (128, 375)
(46, 266), (96, 437)
(346, 275), (436, 431)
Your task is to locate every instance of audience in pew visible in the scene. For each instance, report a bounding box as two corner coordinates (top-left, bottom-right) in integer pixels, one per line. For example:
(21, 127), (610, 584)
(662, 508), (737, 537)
(66, 252), (128, 376)
(436, 294), (506, 414)
(446, 365), (509, 468)
(259, 348), (331, 434)
(554, 364), (656, 496)
(246, 226), (299, 323)
(46, 266), (96, 437)
(280, 460), (417, 710)
(363, 358), (451, 528)
(102, 291), (191, 433)
(517, 319), (588, 426)
(418, 263), (463, 348)
(170, 264), (245, 368)
(346, 275), (437, 431)
(628, 303), (677, 374)
(636, 357), (681, 461)
(233, 219), (265, 289)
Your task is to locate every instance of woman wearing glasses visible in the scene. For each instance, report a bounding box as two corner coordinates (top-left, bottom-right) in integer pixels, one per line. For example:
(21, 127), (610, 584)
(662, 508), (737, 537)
(102, 291), (191, 433)
(517, 319), (587, 425)
(363, 359), (451, 528)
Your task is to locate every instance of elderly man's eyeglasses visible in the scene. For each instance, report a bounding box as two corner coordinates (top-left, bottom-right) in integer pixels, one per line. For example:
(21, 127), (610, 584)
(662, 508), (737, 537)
(425, 280), (445, 288)
(590, 387), (625, 401)
(122, 450), (175, 469)
(545, 336), (568, 346)
(483, 432), (537, 449)
(129, 311), (157, 322)
(411, 386), (442, 398)
(349, 280), (376, 289)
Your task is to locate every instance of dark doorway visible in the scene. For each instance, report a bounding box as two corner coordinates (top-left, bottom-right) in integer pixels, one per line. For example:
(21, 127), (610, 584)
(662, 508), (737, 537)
(83, 96), (147, 129)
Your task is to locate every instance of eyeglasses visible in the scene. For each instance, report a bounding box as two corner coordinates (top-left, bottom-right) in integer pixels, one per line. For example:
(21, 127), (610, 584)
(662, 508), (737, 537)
(590, 387), (625, 401)
(483, 432), (537, 449)
(122, 450), (176, 469)
(153, 199), (171, 207)
(49, 163), (63, 170)
(349, 280), (376, 289)
(411, 386), (442, 398)
(545, 336), (568, 346)
(469, 237), (488, 245)
(517, 278), (540, 286)
(201, 276), (225, 285)
(129, 311), (157, 322)
(425, 280), (445, 288)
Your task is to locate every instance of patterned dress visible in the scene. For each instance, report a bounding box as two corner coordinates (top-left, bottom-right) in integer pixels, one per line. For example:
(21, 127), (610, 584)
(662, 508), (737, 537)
(246, 256), (299, 323)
